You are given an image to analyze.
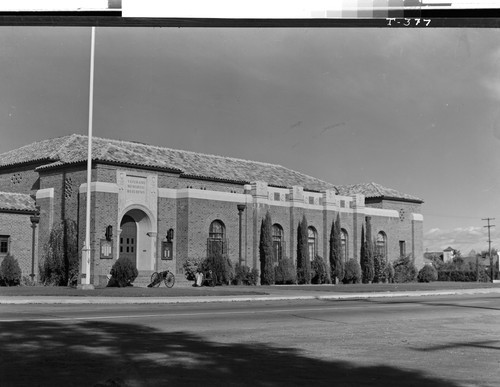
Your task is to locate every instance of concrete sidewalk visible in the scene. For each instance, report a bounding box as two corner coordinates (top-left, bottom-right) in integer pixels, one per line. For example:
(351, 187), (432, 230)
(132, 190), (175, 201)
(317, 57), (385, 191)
(2, 287), (500, 305)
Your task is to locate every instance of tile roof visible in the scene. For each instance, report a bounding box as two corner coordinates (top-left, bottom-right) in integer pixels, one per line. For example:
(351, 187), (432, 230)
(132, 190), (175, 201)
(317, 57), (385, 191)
(0, 192), (36, 212)
(335, 182), (423, 203)
(0, 134), (423, 202)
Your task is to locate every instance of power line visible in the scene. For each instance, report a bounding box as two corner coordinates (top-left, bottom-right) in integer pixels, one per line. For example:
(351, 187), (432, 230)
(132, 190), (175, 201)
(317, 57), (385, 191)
(482, 218), (496, 283)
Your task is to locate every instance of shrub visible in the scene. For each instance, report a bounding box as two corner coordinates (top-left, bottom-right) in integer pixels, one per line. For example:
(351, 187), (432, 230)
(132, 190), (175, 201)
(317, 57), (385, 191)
(205, 242), (234, 285)
(384, 261), (395, 283)
(343, 258), (362, 284)
(438, 269), (489, 282)
(39, 219), (79, 286)
(0, 254), (22, 286)
(275, 258), (297, 285)
(183, 257), (204, 281)
(393, 255), (418, 283)
(311, 255), (329, 284)
(233, 264), (259, 286)
(417, 264), (438, 283)
(107, 257), (138, 287)
(373, 253), (387, 283)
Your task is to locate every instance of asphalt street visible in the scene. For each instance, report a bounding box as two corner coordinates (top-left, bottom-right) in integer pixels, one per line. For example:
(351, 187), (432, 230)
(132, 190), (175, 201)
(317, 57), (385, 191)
(1, 293), (499, 387)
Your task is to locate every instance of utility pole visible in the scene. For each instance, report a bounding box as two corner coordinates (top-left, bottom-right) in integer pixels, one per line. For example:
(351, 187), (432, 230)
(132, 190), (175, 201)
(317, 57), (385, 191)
(482, 218), (495, 283)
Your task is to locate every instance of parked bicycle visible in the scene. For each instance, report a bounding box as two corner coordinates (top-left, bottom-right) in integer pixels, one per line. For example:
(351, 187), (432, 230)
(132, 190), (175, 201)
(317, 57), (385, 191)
(148, 270), (175, 288)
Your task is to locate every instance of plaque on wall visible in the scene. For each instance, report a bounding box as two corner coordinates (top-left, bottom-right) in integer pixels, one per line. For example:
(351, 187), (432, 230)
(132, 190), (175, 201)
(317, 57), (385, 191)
(100, 239), (113, 259)
(161, 241), (173, 260)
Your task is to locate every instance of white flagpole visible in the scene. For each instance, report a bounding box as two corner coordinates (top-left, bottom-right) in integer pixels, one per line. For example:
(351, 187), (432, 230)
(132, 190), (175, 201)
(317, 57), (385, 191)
(82, 26), (96, 289)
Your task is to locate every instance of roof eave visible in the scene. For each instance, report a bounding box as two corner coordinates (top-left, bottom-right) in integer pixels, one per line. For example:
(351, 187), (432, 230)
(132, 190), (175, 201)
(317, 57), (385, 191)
(365, 195), (424, 204)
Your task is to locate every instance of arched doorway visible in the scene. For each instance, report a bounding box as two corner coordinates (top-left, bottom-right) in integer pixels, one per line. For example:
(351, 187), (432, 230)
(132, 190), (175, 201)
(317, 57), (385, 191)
(119, 208), (155, 271)
(120, 215), (137, 265)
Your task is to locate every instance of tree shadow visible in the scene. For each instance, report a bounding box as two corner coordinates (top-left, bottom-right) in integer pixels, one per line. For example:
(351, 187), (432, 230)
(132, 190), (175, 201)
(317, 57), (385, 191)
(0, 320), (462, 387)
(411, 340), (500, 352)
(362, 298), (500, 312)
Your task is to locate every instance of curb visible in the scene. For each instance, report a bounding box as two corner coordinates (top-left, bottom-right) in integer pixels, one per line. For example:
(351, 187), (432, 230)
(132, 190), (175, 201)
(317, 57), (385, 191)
(1, 288), (499, 305)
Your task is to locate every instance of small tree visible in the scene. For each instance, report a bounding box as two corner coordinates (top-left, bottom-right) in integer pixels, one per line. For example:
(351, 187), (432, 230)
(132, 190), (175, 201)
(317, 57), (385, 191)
(39, 219), (79, 286)
(373, 247), (387, 283)
(0, 254), (22, 286)
(205, 241), (233, 285)
(329, 214), (344, 284)
(296, 215), (311, 284)
(311, 255), (328, 284)
(259, 211), (275, 285)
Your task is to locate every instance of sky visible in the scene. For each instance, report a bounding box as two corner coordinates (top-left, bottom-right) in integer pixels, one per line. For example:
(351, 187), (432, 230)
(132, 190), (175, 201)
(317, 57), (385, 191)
(1, 26), (500, 255)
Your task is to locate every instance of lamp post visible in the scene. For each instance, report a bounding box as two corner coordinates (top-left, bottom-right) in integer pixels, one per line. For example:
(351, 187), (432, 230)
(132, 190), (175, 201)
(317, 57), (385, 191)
(237, 204), (246, 266)
(29, 209), (40, 282)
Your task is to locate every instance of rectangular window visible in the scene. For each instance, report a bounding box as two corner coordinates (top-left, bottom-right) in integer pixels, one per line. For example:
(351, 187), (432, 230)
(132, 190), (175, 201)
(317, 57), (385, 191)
(340, 200), (345, 208)
(274, 192), (280, 201)
(309, 197), (314, 205)
(0, 236), (9, 254)
(399, 241), (406, 257)
(285, 194), (290, 201)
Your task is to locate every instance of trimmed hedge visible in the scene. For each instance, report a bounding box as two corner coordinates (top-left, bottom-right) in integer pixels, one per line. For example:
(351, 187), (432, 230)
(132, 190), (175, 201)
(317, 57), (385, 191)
(107, 257), (138, 287)
(233, 264), (259, 286)
(438, 269), (489, 282)
(393, 256), (418, 283)
(417, 265), (438, 283)
(343, 258), (362, 284)
(311, 255), (329, 284)
(275, 258), (297, 285)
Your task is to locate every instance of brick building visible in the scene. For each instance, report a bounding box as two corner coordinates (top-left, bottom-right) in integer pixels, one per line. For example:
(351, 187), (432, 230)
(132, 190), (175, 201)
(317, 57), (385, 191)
(0, 134), (424, 286)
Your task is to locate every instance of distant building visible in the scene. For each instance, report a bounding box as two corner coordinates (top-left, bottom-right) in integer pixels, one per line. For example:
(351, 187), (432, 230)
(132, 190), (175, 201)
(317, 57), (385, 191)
(443, 246), (455, 263)
(0, 134), (425, 286)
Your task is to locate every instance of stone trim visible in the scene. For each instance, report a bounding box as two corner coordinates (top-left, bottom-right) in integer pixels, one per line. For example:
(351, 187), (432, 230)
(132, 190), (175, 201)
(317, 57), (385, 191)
(158, 187), (251, 204)
(35, 188), (54, 200)
(364, 207), (399, 218)
(79, 182), (119, 194)
(411, 213), (424, 221)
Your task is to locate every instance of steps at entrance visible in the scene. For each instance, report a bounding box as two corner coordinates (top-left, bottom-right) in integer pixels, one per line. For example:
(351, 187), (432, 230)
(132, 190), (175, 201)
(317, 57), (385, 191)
(132, 270), (192, 288)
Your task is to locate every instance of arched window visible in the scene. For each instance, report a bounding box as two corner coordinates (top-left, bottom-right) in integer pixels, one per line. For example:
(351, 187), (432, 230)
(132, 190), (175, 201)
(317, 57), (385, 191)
(208, 220), (226, 256)
(308, 226), (317, 260)
(376, 232), (387, 259)
(341, 229), (348, 262)
(209, 220), (225, 240)
(272, 224), (284, 263)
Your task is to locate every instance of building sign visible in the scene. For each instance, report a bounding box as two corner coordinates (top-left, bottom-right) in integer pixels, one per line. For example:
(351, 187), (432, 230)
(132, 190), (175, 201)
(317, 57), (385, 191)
(162, 241), (173, 260)
(100, 239), (113, 259)
(126, 176), (147, 201)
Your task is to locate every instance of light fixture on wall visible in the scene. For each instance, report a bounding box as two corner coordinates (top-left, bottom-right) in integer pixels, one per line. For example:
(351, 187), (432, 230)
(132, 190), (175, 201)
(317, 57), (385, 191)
(105, 225), (113, 241)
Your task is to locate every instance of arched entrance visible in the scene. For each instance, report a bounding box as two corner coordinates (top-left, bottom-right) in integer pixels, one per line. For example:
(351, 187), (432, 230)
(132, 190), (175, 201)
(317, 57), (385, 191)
(119, 208), (156, 271)
(120, 215), (137, 265)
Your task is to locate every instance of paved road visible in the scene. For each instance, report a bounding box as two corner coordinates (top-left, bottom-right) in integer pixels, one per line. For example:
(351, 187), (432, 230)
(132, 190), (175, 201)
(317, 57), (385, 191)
(1, 294), (499, 386)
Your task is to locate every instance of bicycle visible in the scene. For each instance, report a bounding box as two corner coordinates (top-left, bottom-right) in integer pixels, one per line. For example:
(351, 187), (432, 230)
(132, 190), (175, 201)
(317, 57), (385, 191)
(148, 270), (175, 288)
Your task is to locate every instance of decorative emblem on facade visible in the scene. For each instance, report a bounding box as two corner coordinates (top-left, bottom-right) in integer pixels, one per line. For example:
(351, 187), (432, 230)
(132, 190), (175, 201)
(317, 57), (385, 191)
(64, 177), (73, 199)
(11, 173), (22, 185)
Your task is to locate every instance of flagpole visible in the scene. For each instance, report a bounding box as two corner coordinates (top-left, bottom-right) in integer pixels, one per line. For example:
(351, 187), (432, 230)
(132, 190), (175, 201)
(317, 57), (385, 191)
(81, 26), (96, 289)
